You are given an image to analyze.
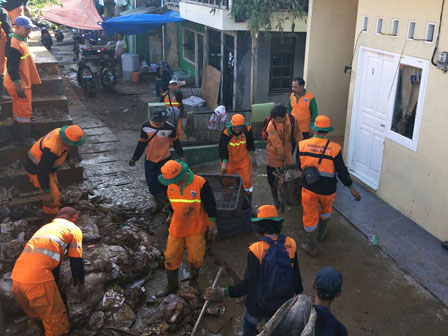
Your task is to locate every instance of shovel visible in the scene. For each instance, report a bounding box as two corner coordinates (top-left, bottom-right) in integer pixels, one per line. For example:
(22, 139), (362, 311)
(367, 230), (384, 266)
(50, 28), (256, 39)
(191, 266), (225, 336)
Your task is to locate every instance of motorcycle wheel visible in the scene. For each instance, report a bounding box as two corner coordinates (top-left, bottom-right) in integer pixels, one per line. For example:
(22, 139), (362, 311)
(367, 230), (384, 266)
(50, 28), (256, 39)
(101, 68), (116, 93)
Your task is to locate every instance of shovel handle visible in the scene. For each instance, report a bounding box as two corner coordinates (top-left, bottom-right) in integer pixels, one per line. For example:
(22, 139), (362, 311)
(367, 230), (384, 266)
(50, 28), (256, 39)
(191, 267), (225, 336)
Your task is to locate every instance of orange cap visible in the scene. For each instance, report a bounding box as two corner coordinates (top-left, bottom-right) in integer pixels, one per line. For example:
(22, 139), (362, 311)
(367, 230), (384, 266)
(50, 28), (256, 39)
(158, 159), (189, 185)
(311, 115), (334, 132)
(251, 205), (283, 222)
(231, 114), (245, 127)
(65, 125), (84, 142)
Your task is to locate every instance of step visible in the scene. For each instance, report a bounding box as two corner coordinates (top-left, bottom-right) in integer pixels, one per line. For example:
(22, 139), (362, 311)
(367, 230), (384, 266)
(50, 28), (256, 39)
(29, 46), (60, 76)
(0, 109), (73, 143)
(32, 74), (65, 96)
(0, 144), (79, 167)
(0, 164), (83, 193)
(0, 94), (69, 118)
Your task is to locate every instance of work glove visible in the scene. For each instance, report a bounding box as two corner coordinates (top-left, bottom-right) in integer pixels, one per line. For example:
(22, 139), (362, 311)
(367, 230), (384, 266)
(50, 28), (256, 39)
(204, 287), (225, 301)
(128, 159), (136, 167)
(42, 193), (52, 205)
(220, 162), (227, 176)
(208, 223), (218, 243)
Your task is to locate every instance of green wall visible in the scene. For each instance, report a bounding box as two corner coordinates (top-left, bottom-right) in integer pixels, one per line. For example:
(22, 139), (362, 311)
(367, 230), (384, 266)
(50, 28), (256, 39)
(177, 21), (205, 75)
(136, 33), (150, 62)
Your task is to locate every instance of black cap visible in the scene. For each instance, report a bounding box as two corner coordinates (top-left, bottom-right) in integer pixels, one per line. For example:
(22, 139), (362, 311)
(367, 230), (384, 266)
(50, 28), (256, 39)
(152, 109), (169, 122)
(315, 266), (343, 300)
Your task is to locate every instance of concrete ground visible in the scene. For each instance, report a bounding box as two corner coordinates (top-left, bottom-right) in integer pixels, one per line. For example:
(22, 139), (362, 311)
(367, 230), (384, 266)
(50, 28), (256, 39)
(49, 36), (448, 335)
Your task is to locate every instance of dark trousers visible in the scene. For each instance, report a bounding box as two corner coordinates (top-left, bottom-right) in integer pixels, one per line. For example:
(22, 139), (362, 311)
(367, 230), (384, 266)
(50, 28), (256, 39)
(267, 165), (277, 188)
(155, 80), (168, 97)
(302, 132), (310, 140)
(145, 158), (170, 195)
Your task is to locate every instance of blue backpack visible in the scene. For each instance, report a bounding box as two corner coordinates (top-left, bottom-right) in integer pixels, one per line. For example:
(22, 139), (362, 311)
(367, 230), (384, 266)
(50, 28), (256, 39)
(256, 235), (296, 312)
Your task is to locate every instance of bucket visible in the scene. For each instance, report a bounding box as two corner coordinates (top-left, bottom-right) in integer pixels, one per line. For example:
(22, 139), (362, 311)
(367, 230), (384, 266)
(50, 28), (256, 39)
(131, 72), (139, 83)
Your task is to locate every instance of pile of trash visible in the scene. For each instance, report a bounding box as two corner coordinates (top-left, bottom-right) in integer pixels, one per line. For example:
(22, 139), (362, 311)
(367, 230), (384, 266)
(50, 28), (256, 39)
(0, 187), (205, 335)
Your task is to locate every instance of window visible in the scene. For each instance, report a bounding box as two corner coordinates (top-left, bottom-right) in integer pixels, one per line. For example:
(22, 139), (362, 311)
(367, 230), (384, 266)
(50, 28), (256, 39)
(208, 29), (221, 70)
(407, 21), (416, 40)
(425, 23), (435, 43)
(376, 17), (383, 35)
(183, 29), (195, 63)
(362, 16), (368, 32)
(391, 19), (399, 37)
(270, 37), (296, 92)
(387, 57), (428, 152)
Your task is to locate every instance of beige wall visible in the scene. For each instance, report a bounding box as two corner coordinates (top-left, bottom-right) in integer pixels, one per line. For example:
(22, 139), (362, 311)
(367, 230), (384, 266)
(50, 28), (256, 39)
(345, 0), (448, 240)
(304, 0), (359, 136)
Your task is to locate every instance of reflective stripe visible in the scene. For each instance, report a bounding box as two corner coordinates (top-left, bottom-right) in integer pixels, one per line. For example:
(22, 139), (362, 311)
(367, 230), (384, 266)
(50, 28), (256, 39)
(69, 242), (81, 249)
(319, 171), (336, 178)
(32, 235), (67, 250)
(28, 150), (39, 165)
(13, 115), (31, 123)
(20, 53), (31, 60)
(169, 199), (202, 203)
(245, 186), (254, 192)
(229, 140), (246, 147)
(23, 246), (61, 262)
(319, 213), (331, 219)
(304, 223), (318, 232)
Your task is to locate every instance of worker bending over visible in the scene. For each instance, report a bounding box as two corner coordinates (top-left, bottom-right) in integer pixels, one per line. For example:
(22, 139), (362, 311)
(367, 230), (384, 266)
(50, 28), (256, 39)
(266, 104), (302, 208)
(24, 125), (85, 216)
(298, 116), (360, 257)
(289, 77), (318, 139)
(157, 160), (217, 295)
(129, 109), (185, 213)
(5, 16), (41, 144)
(205, 205), (303, 336)
(219, 113), (256, 196)
(11, 207), (85, 336)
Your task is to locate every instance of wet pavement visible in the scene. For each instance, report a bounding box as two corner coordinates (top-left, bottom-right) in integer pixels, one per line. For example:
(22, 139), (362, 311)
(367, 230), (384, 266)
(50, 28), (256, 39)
(49, 36), (448, 335)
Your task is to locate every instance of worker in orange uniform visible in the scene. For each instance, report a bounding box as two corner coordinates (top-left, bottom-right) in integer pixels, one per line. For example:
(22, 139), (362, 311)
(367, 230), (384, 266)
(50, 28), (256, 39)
(157, 160), (217, 295)
(5, 16), (41, 144)
(24, 125), (85, 216)
(3, 0), (29, 24)
(0, 5), (12, 101)
(298, 116), (361, 257)
(160, 78), (184, 141)
(266, 104), (302, 208)
(219, 114), (256, 196)
(289, 77), (318, 140)
(11, 207), (85, 336)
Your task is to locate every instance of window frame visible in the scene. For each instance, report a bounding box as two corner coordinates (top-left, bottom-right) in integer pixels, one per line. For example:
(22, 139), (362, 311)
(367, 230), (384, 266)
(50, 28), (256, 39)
(183, 28), (196, 64)
(390, 18), (399, 38)
(362, 16), (368, 33)
(424, 22), (436, 44)
(407, 21), (416, 40)
(385, 55), (429, 152)
(376, 17), (384, 35)
(269, 36), (296, 93)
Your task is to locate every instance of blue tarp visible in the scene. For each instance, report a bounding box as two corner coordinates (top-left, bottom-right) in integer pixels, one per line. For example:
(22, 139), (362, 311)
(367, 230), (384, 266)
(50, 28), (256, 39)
(99, 11), (184, 36)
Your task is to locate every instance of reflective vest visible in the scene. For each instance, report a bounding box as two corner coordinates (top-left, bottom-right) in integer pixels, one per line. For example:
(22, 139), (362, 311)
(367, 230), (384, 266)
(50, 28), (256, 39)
(249, 236), (296, 263)
(5, 35), (41, 90)
(11, 218), (83, 284)
(223, 126), (251, 164)
(28, 128), (69, 170)
(167, 174), (210, 238)
(298, 137), (340, 179)
(163, 91), (180, 108)
(290, 91), (314, 132)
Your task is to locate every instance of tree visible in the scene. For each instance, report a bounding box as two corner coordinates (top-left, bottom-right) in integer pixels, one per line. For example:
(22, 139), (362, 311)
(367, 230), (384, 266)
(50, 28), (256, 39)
(230, 0), (307, 104)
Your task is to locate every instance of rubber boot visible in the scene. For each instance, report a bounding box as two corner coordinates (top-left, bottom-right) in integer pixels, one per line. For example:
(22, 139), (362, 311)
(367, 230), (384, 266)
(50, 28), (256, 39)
(317, 218), (329, 242)
(149, 191), (167, 215)
(269, 185), (280, 209)
(300, 230), (318, 257)
(156, 269), (179, 297)
(18, 122), (34, 146)
(12, 121), (21, 144)
(189, 267), (201, 292)
(0, 75), (10, 101)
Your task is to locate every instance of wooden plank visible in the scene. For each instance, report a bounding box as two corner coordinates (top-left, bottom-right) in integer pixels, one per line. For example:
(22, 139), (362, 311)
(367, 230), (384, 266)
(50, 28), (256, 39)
(201, 65), (221, 110)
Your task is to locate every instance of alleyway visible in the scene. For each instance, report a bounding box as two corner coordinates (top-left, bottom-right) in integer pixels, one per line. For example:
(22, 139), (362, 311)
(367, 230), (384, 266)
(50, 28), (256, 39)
(1, 33), (446, 335)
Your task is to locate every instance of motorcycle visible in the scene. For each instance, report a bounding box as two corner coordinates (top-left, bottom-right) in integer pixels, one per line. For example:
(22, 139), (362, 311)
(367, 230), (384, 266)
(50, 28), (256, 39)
(41, 29), (53, 50)
(55, 29), (64, 42)
(100, 57), (117, 93)
(77, 60), (97, 97)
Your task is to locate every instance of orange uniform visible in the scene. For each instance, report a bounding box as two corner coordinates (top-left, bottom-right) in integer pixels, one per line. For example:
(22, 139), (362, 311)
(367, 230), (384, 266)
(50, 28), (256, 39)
(11, 218), (83, 336)
(289, 90), (317, 133)
(219, 125), (255, 193)
(266, 114), (302, 168)
(7, 7), (23, 24)
(5, 33), (41, 123)
(24, 128), (73, 214)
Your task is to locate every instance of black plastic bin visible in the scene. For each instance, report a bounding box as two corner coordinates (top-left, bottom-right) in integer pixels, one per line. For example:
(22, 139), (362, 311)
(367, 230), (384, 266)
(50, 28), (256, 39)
(200, 174), (253, 240)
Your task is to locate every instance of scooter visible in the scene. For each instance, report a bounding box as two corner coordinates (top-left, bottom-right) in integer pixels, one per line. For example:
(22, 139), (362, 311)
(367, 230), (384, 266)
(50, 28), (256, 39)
(77, 60), (97, 97)
(41, 29), (53, 50)
(55, 29), (64, 42)
(100, 57), (117, 93)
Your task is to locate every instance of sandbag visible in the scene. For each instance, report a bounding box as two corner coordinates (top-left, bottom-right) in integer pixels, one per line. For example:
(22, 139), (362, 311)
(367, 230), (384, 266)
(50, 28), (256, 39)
(257, 294), (316, 336)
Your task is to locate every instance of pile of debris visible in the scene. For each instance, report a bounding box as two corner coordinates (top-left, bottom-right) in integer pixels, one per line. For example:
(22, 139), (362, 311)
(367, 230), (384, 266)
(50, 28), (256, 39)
(0, 187), (205, 335)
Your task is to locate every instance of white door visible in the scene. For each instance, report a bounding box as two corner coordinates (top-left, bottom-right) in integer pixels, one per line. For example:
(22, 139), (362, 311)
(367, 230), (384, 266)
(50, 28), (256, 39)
(349, 49), (397, 189)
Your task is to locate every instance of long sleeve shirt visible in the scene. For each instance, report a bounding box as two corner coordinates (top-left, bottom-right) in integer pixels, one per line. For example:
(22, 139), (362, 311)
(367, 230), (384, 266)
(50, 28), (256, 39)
(219, 127), (255, 163)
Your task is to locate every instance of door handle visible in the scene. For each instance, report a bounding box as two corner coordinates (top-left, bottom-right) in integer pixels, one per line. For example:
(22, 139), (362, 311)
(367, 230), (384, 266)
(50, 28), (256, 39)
(380, 124), (385, 127)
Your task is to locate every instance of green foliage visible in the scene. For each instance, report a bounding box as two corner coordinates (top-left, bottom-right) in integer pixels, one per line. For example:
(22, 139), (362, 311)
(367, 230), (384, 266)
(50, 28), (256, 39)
(230, 0), (306, 36)
(28, 0), (60, 10)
